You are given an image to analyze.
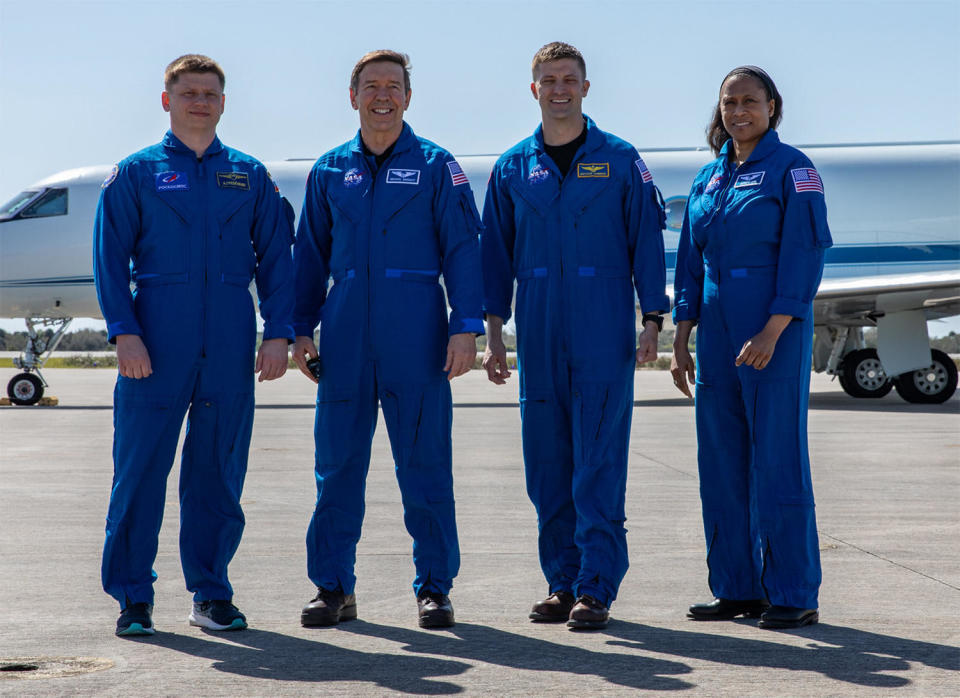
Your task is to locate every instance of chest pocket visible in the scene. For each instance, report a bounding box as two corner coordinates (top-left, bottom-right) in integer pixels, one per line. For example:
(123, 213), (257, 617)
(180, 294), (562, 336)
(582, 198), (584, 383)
(137, 189), (192, 279)
(218, 193), (256, 285)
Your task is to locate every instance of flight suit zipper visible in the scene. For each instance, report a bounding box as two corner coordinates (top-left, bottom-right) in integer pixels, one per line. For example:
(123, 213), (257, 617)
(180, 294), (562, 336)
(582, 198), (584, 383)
(198, 154), (207, 359)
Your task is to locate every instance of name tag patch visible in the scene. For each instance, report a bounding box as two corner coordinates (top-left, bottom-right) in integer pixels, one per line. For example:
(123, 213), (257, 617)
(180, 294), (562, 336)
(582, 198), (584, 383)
(216, 171), (250, 190)
(154, 171), (189, 192)
(386, 168), (420, 185)
(577, 162), (609, 178)
(733, 171), (765, 188)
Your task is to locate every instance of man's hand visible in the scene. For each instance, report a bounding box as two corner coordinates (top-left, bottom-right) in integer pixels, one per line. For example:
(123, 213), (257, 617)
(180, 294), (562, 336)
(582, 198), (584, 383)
(483, 336), (511, 385)
(292, 335), (319, 383)
(635, 323), (659, 366)
(735, 314), (792, 371)
(670, 320), (695, 398)
(116, 334), (152, 379)
(255, 337), (289, 382)
(444, 332), (477, 381)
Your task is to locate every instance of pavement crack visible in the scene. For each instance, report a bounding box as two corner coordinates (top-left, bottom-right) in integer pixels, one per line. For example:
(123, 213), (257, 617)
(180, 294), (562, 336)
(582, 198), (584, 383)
(634, 453), (698, 479)
(821, 532), (960, 591)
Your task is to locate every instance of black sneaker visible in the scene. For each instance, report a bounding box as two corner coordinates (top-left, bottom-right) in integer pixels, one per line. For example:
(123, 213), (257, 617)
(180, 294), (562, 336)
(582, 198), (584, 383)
(301, 587), (357, 627)
(188, 600), (247, 631)
(116, 602), (154, 636)
(417, 592), (455, 628)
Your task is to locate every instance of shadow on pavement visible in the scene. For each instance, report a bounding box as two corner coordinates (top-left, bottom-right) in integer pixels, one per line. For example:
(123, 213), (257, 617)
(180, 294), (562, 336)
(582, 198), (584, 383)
(602, 620), (960, 689)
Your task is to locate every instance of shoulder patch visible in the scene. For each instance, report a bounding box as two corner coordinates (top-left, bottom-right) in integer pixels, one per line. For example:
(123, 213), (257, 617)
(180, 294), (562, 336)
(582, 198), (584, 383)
(101, 165), (119, 189)
(446, 160), (469, 186)
(634, 158), (653, 183)
(266, 169), (280, 193)
(791, 167), (823, 194)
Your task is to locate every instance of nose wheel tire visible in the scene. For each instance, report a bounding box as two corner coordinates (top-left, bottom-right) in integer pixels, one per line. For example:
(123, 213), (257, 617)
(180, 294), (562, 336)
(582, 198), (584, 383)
(893, 349), (958, 404)
(838, 348), (893, 398)
(7, 372), (44, 406)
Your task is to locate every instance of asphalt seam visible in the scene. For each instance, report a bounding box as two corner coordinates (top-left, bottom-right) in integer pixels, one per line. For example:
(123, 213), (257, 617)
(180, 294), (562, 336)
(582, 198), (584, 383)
(821, 531), (960, 591)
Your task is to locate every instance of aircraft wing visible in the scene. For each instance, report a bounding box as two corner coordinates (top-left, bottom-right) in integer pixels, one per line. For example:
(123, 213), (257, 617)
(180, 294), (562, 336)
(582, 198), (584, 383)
(813, 270), (960, 326)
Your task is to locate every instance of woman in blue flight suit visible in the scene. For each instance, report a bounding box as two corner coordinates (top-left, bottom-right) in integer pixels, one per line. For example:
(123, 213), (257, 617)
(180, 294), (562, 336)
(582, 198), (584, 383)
(671, 66), (832, 629)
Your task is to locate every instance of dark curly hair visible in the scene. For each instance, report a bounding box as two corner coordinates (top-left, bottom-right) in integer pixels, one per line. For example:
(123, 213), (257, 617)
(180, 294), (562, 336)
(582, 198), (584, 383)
(706, 65), (783, 156)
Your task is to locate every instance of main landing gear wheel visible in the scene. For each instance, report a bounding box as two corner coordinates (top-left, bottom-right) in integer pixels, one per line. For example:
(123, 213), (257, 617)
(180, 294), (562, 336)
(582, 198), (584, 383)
(7, 372), (44, 406)
(893, 349), (959, 404)
(838, 348), (893, 398)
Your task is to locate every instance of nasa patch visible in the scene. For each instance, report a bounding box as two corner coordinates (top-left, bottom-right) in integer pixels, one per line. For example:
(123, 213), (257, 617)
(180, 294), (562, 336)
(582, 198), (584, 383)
(154, 171), (189, 192)
(343, 168), (365, 188)
(386, 168), (420, 185)
(528, 164), (550, 185)
(704, 174), (724, 194)
(101, 165), (119, 189)
(733, 171), (765, 188)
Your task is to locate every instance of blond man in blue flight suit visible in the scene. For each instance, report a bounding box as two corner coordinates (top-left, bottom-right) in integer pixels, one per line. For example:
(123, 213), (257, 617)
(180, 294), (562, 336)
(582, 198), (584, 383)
(94, 54), (295, 636)
(292, 50), (484, 630)
(482, 42), (668, 629)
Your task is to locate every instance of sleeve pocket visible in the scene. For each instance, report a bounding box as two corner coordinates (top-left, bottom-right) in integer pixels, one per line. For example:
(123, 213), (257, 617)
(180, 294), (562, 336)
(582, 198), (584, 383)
(807, 199), (833, 249)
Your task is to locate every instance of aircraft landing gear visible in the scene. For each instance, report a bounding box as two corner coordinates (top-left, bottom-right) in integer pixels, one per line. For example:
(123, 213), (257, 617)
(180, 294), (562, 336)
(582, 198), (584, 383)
(7, 372), (44, 405)
(893, 349), (959, 404)
(838, 348), (893, 398)
(5, 317), (73, 406)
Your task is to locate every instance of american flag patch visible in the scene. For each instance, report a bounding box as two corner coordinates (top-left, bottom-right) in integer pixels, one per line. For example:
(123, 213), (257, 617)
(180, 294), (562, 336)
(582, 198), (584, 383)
(447, 160), (469, 186)
(790, 167), (823, 194)
(634, 157), (653, 183)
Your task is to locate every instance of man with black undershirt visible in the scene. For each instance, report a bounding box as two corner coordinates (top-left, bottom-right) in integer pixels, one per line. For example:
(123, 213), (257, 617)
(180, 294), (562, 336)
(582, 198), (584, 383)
(481, 41), (668, 630)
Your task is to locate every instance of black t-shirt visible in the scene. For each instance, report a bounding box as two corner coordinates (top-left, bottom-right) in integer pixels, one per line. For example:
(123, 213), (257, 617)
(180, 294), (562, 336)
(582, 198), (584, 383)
(544, 123), (587, 178)
(361, 139), (397, 173)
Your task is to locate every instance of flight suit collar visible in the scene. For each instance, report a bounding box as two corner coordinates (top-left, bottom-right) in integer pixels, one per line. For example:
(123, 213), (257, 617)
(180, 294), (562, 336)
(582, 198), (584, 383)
(719, 128), (780, 168)
(348, 122), (418, 158)
(162, 130), (224, 158)
(530, 114), (604, 161)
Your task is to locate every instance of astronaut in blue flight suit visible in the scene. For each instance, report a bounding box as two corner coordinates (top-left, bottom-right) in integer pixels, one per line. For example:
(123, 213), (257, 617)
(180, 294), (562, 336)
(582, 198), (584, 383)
(482, 42), (668, 629)
(671, 66), (831, 630)
(292, 50), (484, 630)
(94, 55), (295, 637)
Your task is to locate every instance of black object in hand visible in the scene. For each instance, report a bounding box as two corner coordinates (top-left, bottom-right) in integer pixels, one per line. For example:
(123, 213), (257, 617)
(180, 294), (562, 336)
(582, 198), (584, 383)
(306, 357), (322, 381)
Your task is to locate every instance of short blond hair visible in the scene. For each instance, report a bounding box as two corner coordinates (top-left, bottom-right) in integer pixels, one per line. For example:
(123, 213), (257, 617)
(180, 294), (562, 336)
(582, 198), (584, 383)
(531, 42), (585, 80)
(164, 54), (225, 91)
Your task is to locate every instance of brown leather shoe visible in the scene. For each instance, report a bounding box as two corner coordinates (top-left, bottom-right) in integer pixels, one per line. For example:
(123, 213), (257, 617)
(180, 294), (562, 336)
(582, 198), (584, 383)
(566, 594), (610, 629)
(301, 587), (357, 627)
(529, 591), (576, 622)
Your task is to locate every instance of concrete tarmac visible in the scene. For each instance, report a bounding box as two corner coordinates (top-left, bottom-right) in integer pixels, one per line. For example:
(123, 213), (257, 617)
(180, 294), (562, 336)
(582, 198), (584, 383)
(1, 368), (958, 696)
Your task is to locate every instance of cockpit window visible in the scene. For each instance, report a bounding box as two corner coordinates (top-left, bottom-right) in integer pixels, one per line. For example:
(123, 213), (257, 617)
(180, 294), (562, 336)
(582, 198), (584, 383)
(0, 190), (41, 220)
(19, 188), (68, 219)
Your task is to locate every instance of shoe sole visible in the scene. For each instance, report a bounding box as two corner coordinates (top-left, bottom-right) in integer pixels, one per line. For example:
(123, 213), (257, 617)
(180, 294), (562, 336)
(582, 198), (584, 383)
(758, 611), (819, 629)
(687, 609), (767, 621)
(188, 612), (248, 631)
(301, 604), (358, 627)
(529, 612), (571, 622)
(419, 616), (455, 629)
(116, 623), (155, 636)
(566, 619), (609, 630)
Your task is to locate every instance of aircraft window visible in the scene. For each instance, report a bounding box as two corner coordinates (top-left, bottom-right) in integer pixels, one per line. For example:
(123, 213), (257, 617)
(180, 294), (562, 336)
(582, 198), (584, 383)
(18, 188), (68, 219)
(663, 196), (687, 232)
(0, 189), (41, 220)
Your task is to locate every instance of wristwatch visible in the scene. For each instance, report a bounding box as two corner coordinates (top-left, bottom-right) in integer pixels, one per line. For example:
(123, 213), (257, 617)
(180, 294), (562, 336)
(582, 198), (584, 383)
(641, 313), (664, 331)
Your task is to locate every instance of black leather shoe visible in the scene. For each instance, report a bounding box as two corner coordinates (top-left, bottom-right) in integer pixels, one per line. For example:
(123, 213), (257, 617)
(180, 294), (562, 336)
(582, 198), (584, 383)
(418, 592), (455, 628)
(301, 587), (357, 627)
(758, 605), (818, 629)
(687, 597), (770, 620)
(530, 590), (576, 622)
(566, 594), (609, 629)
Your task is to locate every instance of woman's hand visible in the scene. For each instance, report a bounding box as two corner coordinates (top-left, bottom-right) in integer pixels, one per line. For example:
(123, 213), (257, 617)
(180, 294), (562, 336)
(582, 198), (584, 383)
(735, 314), (792, 370)
(671, 320), (696, 398)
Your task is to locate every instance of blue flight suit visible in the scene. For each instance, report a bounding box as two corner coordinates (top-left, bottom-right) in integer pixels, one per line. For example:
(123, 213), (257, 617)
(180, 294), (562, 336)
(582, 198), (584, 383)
(673, 129), (832, 610)
(294, 123), (484, 598)
(94, 131), (295, 607)
(482, 116), (669, 606)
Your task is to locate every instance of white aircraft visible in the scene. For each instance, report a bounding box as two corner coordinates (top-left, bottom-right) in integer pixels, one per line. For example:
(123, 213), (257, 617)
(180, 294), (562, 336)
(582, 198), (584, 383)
(2, 142), (958, 405)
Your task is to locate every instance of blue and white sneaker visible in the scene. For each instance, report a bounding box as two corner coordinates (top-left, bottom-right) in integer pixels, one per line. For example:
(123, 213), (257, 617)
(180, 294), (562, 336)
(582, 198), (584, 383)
(188, 600), (247, 631)
(116, 602), (155, 636)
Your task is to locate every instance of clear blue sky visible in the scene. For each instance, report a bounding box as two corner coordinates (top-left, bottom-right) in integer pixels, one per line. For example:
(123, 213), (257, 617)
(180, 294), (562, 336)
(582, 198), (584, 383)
(1, 0), (958, 333)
